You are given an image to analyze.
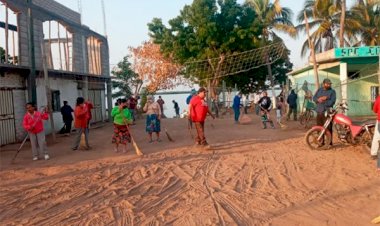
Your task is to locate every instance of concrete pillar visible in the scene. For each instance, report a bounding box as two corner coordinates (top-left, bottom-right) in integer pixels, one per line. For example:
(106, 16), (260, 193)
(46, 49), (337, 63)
(340, 62), (348, 104)
(81, 35), (88, 100)
(106, 79), (112, 121)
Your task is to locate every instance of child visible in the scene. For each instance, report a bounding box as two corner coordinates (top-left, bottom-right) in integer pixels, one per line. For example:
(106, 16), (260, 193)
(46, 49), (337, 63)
(22, 103), (50, 160)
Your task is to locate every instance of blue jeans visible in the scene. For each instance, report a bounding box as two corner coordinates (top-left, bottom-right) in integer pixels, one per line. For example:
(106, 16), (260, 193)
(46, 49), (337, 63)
(233, 108), (240, 122)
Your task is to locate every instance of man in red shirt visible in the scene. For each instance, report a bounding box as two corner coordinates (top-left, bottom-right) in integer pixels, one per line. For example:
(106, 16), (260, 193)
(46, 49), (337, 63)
(189, 87), (215, 147)
(371, 95), (380, 161)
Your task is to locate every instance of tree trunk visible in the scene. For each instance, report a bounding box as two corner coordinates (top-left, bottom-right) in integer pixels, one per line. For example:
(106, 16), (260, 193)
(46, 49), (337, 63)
(261, 36), (276, 103)
(304, 11), (320, 90)
(208, 54), (225, 101)
(339, 0), (346, 47)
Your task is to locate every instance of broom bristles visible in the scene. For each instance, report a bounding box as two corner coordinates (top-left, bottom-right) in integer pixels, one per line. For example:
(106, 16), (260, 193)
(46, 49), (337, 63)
(165, 129), (174, 142)
(131, 137), (144, 156)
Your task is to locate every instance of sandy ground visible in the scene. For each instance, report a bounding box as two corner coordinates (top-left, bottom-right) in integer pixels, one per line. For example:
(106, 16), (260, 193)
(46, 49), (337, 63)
(1, 112), (380, 226)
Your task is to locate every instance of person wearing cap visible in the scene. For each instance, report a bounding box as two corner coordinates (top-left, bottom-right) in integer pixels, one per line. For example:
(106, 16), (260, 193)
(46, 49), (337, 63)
(189, 87), (215, 147)
(313, 78), (336, 145)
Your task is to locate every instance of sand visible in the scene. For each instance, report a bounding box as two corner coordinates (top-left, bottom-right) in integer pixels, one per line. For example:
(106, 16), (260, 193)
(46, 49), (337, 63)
(1, 113), (379, 225)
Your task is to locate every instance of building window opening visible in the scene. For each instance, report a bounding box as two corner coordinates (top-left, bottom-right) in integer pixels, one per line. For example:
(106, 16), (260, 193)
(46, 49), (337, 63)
(87, 36), (102, 75)
(0, 3), (19, 65)
(348, 71), (359, 80)
(43, 21), (73, 71)
(51, 90), (61, 112)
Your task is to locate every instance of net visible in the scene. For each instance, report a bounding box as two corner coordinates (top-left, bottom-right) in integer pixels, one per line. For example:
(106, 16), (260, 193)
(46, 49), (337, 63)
(182, 42), (286, 82)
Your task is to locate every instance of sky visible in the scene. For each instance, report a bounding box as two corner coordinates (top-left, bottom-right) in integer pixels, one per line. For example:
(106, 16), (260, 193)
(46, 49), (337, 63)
(55, 0), (356, 71)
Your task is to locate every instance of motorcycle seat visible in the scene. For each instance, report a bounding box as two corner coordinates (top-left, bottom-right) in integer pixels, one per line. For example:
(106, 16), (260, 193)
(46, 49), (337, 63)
(352, 119), (376, 126)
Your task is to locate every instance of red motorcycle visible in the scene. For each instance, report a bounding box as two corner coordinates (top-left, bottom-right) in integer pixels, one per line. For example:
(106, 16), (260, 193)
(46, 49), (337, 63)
(305, 103), (375, 150)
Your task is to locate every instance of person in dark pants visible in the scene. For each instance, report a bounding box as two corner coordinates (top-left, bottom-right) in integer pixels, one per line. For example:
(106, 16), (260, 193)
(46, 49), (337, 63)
(313, 78), (336, 145)
(258, 91), (275, 129)
(189, 87), (215, 147)
(232, 92), (242, 124)
(172, 100), (180, 118)
(287, 90), (298, 120)
(186, 89), (197, 128)
(60, 101), (73, 135)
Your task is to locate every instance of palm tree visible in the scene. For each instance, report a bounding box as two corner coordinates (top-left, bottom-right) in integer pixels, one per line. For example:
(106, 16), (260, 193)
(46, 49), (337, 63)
(297, 0), (365, 57)
(297, 0), (341, 56)
(245, 0), (296, 95)
(339, 0), (346, 47)
(349, 0), (380, 46)
(246, 0), (297, 41)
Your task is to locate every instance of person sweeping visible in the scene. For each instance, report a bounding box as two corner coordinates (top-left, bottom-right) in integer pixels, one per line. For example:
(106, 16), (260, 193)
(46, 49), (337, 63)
(22, 103), (50, 160)
(111, 98), (133, 153)
(72, 97), (91, 151)
(189, 87), (215, 148)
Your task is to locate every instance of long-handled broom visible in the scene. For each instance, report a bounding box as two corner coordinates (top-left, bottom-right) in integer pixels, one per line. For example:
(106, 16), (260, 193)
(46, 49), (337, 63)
(11, 106), (46, 163)
(123, 118), (143, 156)
(11, 134), (29, 163)
(165, 128), (174, 142)
(187, 119), (194, 139)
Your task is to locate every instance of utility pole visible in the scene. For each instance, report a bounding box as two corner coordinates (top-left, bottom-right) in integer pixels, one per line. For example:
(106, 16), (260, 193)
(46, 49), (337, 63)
(41, 40), (56, 142)
(27, 0), (37, 103)
(100, 0), (112, 120)
(101, 0), (107, 38)
(82, 36), (88, 100)
(304, 11), (320, 90)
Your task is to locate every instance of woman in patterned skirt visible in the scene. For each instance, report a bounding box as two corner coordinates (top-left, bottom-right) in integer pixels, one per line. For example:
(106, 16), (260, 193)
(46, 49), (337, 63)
(143, 95), (162, 142)
(111, 98), (132, 152)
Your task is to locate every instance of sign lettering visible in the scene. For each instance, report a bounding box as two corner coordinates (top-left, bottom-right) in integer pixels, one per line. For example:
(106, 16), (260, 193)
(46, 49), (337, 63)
(335, 46), (380, 58)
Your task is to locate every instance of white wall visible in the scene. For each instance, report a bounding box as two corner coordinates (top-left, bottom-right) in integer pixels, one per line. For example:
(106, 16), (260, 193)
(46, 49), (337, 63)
(36, 78), (78, 134)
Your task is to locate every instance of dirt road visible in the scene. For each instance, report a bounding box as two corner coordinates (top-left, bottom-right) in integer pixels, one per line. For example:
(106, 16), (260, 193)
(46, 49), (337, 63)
(1, 114), (379, 225)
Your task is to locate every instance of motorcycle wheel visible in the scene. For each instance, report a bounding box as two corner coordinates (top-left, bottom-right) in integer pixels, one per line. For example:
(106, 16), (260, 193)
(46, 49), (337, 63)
(299, 113), (305, 125)
(362, 126), (375, 152)
(305, 127), (332, 150)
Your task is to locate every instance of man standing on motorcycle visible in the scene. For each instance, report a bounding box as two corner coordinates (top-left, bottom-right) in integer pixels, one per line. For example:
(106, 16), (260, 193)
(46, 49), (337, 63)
(313, 79), (336, 145)
(370, 95), (380, 160)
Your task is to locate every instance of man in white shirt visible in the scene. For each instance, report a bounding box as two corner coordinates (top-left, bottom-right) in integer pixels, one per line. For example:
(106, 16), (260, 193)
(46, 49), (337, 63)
(254, 92), (261, 115)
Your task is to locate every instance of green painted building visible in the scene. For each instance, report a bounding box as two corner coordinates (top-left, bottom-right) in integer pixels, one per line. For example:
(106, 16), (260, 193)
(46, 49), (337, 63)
(288, 46), (380, 117)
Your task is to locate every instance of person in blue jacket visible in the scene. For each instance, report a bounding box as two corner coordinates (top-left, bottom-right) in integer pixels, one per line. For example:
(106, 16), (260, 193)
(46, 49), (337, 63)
(233, 92), (242, 124)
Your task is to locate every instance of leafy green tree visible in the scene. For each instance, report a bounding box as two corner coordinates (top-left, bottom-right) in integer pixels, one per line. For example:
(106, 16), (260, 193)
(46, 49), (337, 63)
(0, 47), (9, 63)
(111, 56), (142, 99)
(245, 0), (295, 97)
(148, 0), (264, 97)
(224, 50), (292, 94)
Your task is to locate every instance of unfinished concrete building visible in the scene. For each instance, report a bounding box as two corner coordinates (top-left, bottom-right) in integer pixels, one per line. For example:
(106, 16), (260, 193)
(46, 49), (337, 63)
(0, 0), (112, 146)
